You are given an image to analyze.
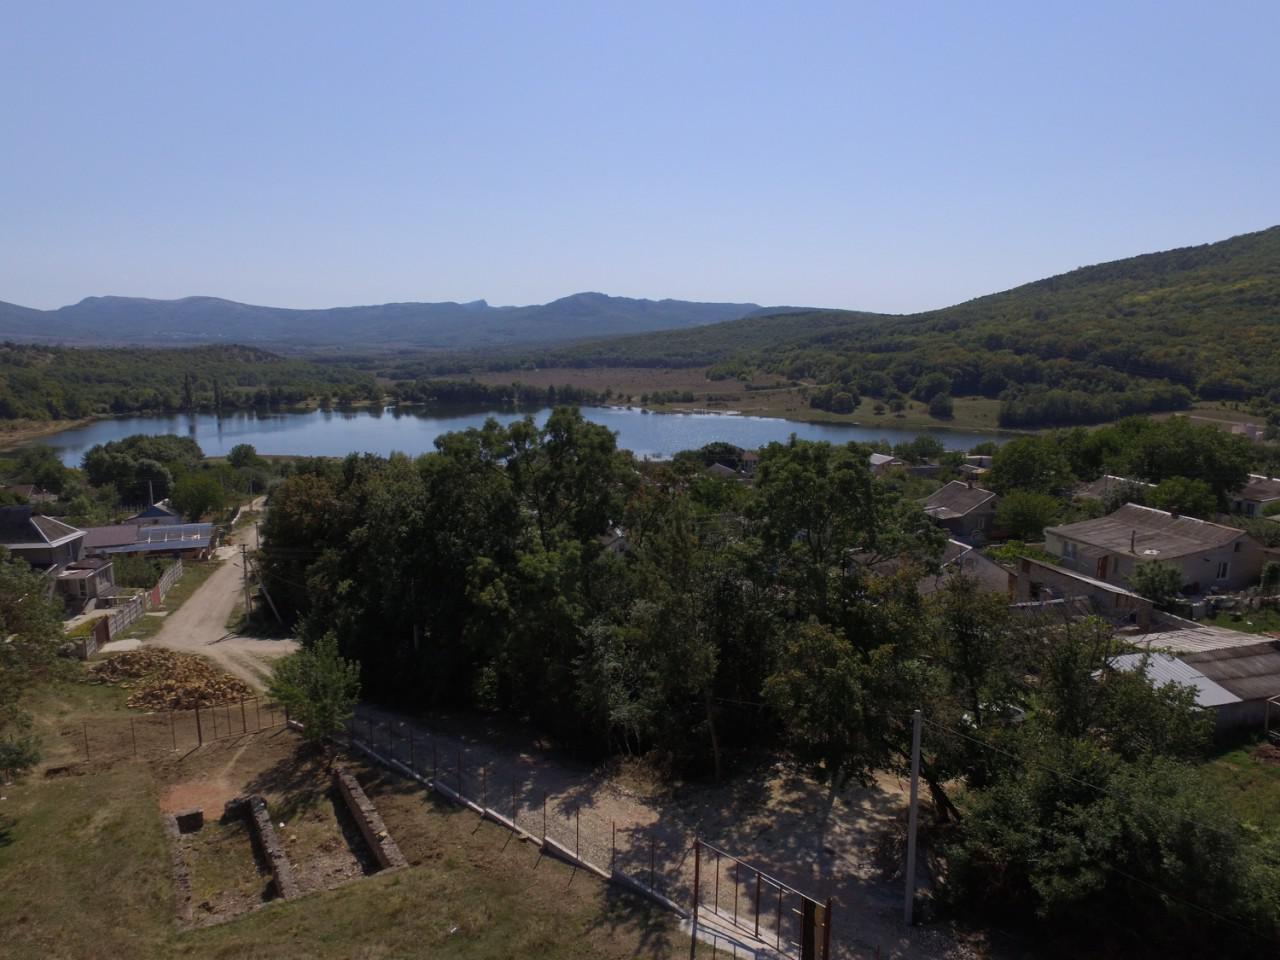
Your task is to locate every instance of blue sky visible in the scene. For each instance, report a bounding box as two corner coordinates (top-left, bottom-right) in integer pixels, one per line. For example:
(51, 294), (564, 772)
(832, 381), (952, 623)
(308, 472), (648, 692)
(2, 2), (1276, 313)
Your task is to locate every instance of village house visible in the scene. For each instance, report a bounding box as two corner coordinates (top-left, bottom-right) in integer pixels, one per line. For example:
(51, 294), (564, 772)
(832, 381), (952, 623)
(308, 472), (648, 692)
(2, 483), (59, 505)
(869, 452), (905, 476)
(126, 499), (185, 526)
(921, 480), (998, 542)
(0, 505), (85, 568)
(1044, 503), (1263, 593)
(83, 522), (217, 560)
(917, 538), (1012, 595)
(1012, 555), (1154, 629)
(1229, 474), (1280, 517)
(1074, 474), (1155, 503)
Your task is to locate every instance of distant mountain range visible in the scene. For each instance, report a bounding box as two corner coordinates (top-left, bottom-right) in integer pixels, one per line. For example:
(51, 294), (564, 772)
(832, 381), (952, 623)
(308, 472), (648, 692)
(0, 292), (809, 352)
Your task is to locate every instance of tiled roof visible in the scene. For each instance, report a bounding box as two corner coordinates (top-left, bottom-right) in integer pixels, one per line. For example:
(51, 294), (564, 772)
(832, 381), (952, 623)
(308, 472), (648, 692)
(1046, 503), (1243, 560)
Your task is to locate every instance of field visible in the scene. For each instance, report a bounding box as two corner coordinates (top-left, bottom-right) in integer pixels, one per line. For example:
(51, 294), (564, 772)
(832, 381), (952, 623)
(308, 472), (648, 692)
(473, 366), (1011, 434)
(0, 678), (710, 960)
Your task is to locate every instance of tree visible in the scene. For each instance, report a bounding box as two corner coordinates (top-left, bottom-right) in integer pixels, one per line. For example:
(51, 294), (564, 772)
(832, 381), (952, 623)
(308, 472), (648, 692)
(169, 472), (225, 520)
(995, 490), (1062, 540)
(1128, 561), (1183, 608)
(266, 631), (360, 762)
(986, 436), (1074, 496)
(1148, 476), (1216, 519)
(928, 393), (954, 419)
(0, 548), (62, 780)
(227, 443), (262, 470)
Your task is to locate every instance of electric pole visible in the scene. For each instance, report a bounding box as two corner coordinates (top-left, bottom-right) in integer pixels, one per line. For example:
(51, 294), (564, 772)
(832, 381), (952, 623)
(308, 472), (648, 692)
(240, 544), (251, 621)
(904, 709), (922, 925)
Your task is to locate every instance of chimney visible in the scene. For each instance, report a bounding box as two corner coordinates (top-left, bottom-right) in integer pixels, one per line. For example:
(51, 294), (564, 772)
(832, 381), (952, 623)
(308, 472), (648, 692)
(1130, 530), (1136, 553)
(965, 476), (973, 490)
(1169, 506), (1179, 518)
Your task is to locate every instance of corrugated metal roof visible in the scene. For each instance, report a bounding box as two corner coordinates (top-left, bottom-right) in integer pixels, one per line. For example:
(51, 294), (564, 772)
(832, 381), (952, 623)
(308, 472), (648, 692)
(1183, 641), (1280, 702)
(1110, 652), (1240, 707)
(1129, 623), (1269, 653)
(1046, 503), (1244, 560)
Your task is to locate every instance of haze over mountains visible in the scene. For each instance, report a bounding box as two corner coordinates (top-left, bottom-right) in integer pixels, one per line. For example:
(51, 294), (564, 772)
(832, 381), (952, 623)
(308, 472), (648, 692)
(0, 292), (798, 353)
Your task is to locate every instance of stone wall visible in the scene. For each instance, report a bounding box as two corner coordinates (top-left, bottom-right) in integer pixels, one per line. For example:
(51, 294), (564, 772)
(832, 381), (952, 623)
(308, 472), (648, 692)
(225, 795), (300, 900)
(333, 767), (407, 870)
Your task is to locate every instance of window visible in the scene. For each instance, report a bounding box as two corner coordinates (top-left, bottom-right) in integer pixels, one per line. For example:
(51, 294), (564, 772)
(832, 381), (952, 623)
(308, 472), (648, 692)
(1096, 556), (1109, 580)
(1234, 541), (1242, 553)
(1216, 561), (1230, 581)
(1062, 541), (1078, 561)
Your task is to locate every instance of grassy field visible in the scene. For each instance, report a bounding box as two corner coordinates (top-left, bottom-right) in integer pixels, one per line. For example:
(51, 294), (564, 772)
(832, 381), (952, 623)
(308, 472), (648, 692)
(0, 678), (710, 960)
(474, 365), (1015, 435)
(1201, 607), (1280, 635)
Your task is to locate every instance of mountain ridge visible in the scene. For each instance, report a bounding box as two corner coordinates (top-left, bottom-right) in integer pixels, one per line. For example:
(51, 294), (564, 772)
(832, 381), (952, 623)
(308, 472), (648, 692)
(0, 291), (784, 352)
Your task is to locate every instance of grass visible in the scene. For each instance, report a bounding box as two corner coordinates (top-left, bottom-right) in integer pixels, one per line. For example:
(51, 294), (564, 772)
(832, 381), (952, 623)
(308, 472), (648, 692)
(113, 560), (223, 643)
(1200, 742), (1280, 835)
(0, 677), (708, 960)
(1203, 606), (1280, 635)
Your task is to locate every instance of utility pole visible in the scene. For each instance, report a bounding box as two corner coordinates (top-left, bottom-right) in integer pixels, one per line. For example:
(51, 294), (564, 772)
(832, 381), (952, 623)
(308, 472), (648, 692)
(904, 709), (922, 925)
(240, 544), (251, 620)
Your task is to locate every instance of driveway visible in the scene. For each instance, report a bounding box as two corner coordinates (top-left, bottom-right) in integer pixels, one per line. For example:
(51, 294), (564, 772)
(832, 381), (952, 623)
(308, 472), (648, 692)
(149, 500), (297, 688)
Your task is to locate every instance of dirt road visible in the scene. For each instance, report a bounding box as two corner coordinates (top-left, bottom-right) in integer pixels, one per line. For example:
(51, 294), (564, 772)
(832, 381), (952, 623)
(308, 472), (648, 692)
(150, 501), (297, 688)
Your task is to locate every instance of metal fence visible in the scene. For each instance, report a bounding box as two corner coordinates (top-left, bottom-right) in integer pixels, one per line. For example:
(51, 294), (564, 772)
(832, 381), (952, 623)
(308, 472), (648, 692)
(65, 696), (289, 763)
(345, 710), (837, 957)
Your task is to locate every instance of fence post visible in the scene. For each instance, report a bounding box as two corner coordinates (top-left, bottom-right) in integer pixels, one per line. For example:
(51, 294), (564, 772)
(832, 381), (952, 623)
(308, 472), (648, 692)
(255, 698), (262, 731)
(409, 729), (416, 770)
(432, 741), (438, 783)
(734, 861), (739, 925)
(513, 782), (518, 827)
(195, 705), (203, 746)
(776, 886), (783, 949)
(611, 821), (616, 871)
(693, 839), (701, 927)
(170, 711), (176, 750)
(542, 792), (547, 842)
(82, 721), (89, 760)
(130, 718), (137, 758)
(755, 872), (762, 939)
(822, 896), (833, 960)
(211, 705), (218, 739)
(650, 836), (656, 891)
(482, 765), (487, 809)
(240, 698), (247, 734)
(575, 808), (580, 859)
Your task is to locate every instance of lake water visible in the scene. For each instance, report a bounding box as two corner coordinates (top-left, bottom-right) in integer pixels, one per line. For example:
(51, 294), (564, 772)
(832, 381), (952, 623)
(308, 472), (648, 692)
(44, 405), (1009, 466)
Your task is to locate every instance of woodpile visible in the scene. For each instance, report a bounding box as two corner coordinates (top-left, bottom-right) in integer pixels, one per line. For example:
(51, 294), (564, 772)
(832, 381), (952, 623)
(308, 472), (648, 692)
(87, 647), (254, 710)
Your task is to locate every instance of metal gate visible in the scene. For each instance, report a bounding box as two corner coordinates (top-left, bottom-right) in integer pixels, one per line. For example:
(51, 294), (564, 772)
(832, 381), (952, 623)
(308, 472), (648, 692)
(692, 838), (833, 960)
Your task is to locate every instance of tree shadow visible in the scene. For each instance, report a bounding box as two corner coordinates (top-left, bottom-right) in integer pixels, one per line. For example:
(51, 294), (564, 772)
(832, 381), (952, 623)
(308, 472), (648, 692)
(0, 813), (14, 848)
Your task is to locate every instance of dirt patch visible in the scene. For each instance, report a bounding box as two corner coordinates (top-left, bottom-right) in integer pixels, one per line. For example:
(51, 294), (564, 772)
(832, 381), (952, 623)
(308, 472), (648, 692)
(161, 778), (240, 815)
(1253, 743), (1280, 766)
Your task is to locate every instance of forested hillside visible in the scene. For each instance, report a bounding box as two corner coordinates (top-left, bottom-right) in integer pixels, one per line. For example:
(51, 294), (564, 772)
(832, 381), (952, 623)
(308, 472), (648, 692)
(475, 226), (1280, 427)
(0, 343), (378, 420)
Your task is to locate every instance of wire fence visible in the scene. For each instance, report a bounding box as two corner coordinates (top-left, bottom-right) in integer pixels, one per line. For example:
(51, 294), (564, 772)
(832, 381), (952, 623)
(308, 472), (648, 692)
(347, 709), (835, 959)
(61, 696), (290, 763)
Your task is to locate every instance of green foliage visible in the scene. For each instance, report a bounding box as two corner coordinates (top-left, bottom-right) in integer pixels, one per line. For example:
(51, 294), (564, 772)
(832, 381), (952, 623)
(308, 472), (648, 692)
(994, 490), (1062, 540)
(982, 539), (1059, 567)
(927, 393), (954, 419)
(0, 548), (63, 779)
(1128, 561), (1184, 608)
(1148, 475), (1217, 519)
(110, 555), (170, 589)
(986, 436), (1074, 496)
(169, 473), (225, 521)
(0, 343), (378, 421)
(266, 631), (360, 756)
(82, 435), (203, 504)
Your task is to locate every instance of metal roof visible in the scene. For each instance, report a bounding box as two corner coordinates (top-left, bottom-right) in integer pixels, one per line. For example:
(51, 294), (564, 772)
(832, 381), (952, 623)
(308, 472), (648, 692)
(1110, 652), (1240, 707)
(1046, 503), (1244, 560)
(1236, 474), (1280, 503)
(1182, 641), (1280, 702)
(0, 506), (84, 548)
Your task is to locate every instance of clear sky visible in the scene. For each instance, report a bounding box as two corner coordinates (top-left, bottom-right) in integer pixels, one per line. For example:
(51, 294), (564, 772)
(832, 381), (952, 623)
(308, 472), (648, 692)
(2, 1), (1276, 314)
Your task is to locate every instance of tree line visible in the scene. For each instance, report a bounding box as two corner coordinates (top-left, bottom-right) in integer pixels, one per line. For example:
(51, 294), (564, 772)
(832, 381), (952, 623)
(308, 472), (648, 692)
(259, 407), (1279, 954)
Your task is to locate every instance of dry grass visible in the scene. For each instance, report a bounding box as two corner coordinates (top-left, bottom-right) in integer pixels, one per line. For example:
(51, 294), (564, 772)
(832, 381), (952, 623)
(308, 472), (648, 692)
(0, 677), (705, 960)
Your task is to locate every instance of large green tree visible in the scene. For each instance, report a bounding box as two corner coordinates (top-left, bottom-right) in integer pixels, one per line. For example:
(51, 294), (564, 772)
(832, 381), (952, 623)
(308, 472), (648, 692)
(0, 548), (63, 779)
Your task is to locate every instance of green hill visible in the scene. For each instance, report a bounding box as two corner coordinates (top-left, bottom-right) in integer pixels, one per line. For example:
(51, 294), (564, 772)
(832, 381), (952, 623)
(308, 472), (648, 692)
(511, 225), (1280, 427)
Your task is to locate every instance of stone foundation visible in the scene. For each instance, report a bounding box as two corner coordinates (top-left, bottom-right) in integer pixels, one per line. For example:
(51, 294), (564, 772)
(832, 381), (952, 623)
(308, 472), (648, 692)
(224, 795), (299, 900)
(333, 767), (407, 870)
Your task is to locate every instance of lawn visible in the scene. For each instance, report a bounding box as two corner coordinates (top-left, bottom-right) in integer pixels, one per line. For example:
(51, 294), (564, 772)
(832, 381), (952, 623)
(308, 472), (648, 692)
(0, 677), (709, 960)
(1200, 742), (1280, 835)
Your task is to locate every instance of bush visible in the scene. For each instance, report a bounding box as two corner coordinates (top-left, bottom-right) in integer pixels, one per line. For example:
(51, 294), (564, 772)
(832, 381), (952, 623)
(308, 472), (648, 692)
(928, 393), (954, 419)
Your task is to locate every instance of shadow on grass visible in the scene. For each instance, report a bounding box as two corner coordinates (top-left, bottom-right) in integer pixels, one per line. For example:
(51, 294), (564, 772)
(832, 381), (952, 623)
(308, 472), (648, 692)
(0, 813), (14, 849)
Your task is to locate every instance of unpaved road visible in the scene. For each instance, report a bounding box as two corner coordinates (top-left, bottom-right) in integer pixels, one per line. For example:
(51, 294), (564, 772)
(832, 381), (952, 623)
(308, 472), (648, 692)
(150, 499), (297, 688)
(352, 704), (981, 960)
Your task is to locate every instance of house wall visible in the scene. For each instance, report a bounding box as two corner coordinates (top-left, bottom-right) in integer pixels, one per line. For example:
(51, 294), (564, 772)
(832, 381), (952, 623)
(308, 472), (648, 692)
(1014, 557), (1153, 628)
(1045, 532), (1264, 593)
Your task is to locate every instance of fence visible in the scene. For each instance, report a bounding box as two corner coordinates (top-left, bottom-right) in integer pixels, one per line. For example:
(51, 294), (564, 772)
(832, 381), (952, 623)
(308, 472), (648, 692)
(71, 559), (187, 659)
(153, 558), (184, 603)
(345, 709), (830, 957)
(64, 696), (289, 764)
(694, 839), (833, 960)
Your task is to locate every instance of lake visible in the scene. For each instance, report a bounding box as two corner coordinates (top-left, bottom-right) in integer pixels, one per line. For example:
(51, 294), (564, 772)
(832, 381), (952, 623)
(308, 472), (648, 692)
(43, 405), (1010, 466)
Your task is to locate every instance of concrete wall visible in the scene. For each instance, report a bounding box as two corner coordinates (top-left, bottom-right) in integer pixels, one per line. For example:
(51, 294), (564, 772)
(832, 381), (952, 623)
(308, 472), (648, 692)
(1014, 557), (1153, 628)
